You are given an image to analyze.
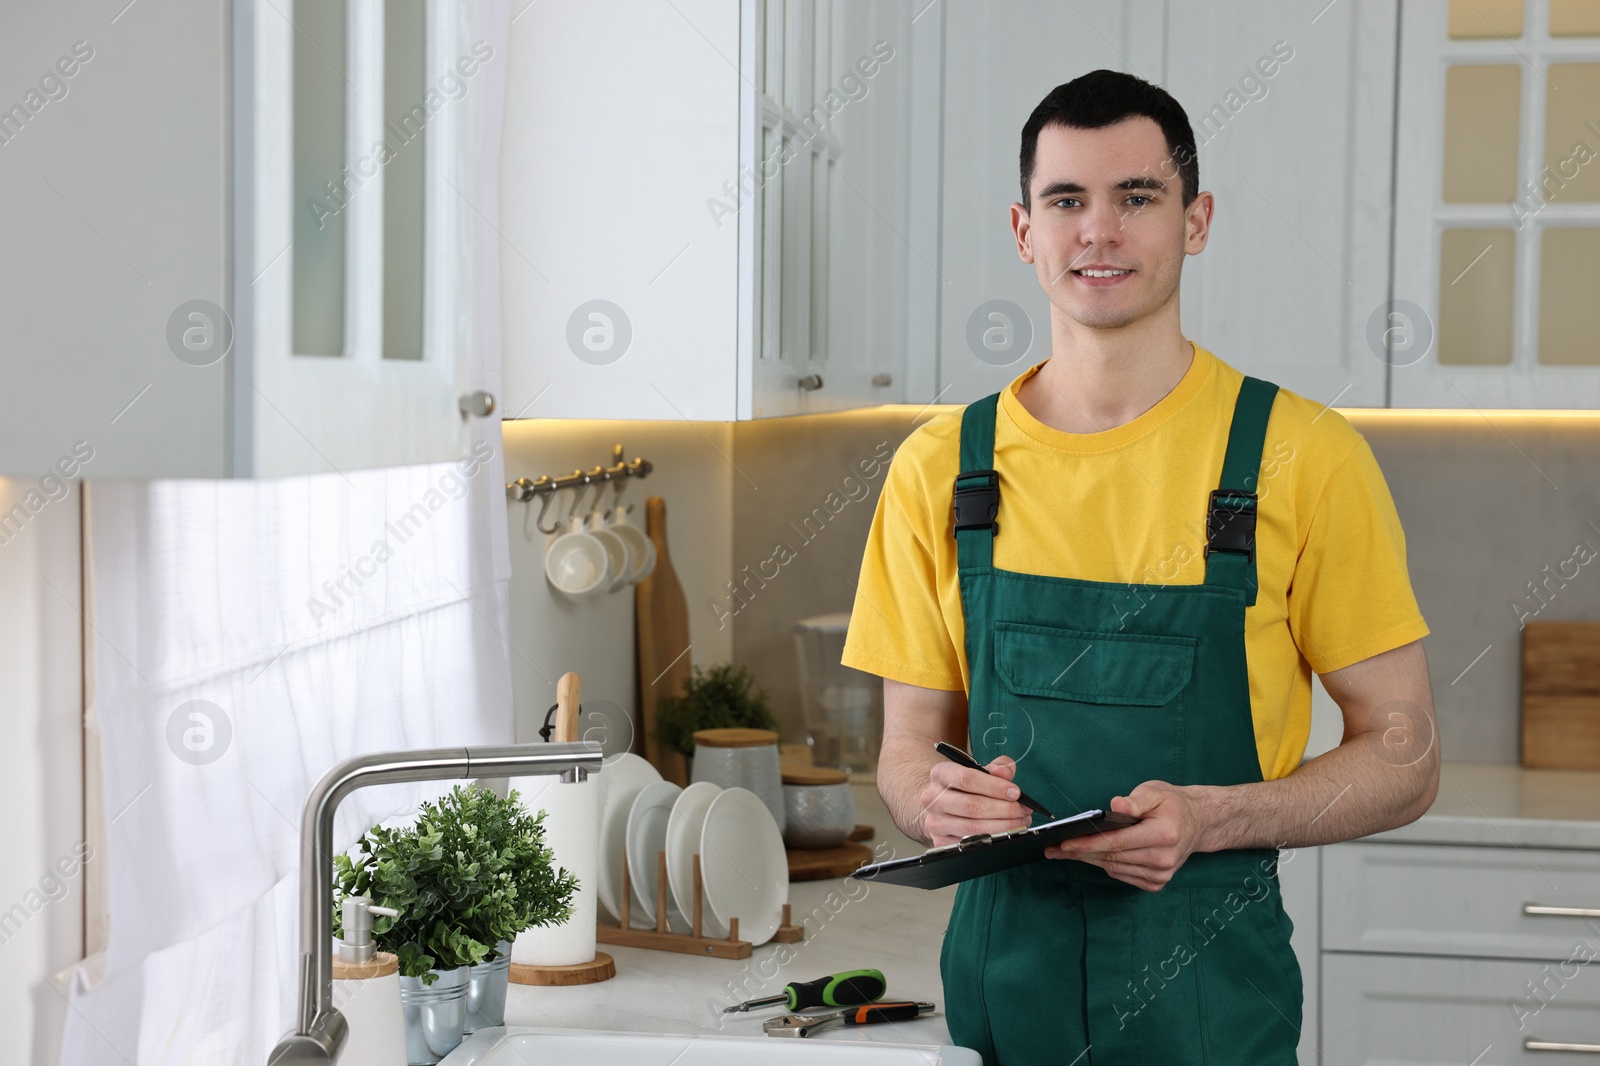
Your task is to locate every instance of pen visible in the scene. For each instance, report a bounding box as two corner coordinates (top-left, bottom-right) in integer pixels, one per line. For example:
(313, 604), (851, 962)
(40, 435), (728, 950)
(933, 741), (1055, 820)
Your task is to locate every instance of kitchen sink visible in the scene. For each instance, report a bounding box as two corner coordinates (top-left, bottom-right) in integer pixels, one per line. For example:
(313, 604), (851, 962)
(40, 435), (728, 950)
(443, 1026), (982, 1064)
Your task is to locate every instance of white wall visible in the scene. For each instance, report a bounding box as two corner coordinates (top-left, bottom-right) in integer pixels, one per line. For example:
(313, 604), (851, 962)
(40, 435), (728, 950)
(500, 421), (735, 755)
(0, 479), (85, 1066)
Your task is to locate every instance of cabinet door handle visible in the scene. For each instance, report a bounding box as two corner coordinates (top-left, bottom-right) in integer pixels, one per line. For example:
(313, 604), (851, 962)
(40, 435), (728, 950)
(1526, 1039), (1600, 1053)
(798, 374), (824, 391)
(1524, 904), (1600, 918)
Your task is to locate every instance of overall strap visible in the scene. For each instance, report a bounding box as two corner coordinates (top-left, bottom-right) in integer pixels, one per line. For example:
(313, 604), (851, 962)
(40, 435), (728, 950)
(953, 392), (1002, 571)
(1204, 376), (1280, 604)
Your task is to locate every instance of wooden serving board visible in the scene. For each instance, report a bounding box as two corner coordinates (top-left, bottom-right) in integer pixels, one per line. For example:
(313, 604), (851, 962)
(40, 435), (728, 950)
(787, 841), (875, 881)
(635, 496), (691, 786)
(785, 825), (876, 881)
(1521, 621), (1600, 769)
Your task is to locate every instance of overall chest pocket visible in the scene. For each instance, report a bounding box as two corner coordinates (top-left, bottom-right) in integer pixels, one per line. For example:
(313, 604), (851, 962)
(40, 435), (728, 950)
(993, 622), (1197, 706)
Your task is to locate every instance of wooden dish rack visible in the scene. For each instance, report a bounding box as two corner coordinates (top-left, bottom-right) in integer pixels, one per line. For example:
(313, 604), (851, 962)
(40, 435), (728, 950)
(596, 843), (804, 959)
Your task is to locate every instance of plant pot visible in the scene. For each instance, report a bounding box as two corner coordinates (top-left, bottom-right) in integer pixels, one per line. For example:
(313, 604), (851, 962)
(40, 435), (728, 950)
(464, 940), (513, 1034)
(398, 965), (469, 1065)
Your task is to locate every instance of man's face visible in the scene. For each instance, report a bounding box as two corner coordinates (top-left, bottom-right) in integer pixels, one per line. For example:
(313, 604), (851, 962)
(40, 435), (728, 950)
(1012, 117), (1210, 331)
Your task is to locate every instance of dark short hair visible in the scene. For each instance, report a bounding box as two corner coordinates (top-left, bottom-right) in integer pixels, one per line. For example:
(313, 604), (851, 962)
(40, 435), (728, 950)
(1019, 69), (1199, 210)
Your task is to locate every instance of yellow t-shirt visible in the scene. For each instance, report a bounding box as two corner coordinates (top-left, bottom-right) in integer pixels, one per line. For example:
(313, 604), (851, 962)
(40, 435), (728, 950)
(841, 344), (1430, 781)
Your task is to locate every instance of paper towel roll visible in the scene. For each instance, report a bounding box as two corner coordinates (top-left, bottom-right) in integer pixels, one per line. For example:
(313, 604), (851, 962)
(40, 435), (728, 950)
(333, 964), (405, 1066)
(510, 773), (601, 966)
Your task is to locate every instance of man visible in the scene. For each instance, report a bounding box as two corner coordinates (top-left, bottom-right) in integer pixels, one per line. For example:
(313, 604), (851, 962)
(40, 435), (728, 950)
(842, 69), (1439, 1064)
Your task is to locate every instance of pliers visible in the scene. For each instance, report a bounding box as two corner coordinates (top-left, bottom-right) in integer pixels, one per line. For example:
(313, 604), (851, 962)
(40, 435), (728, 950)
(763, 1001), (937, 1038)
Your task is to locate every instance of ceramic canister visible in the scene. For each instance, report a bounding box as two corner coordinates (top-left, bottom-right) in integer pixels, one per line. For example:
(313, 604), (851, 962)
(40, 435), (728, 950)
(690, 728), (785, 834)
(780, 765), (856, 848)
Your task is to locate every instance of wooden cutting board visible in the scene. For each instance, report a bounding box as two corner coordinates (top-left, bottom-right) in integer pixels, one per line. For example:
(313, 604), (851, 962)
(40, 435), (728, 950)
(635, 496), (691, 786)
(1521, 621), (1600, 769)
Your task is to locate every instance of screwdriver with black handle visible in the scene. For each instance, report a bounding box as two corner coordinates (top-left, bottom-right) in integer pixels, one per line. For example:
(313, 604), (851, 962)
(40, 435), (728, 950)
(722, 968), (888, 1013)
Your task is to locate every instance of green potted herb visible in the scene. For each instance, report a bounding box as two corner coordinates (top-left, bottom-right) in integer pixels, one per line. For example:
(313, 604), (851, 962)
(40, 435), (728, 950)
(334, 784), (577, 1061)
(654, 662), (780, 767)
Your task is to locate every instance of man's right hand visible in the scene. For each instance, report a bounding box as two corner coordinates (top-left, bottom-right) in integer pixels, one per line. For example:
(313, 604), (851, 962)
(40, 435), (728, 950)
(918, 753), (1035, 847)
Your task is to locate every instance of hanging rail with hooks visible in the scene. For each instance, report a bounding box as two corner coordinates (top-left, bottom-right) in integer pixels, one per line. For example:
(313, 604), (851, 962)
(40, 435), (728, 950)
(506, 444), (655, 534)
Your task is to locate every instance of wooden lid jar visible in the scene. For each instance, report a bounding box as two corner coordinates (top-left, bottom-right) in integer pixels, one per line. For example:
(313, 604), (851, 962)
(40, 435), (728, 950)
(691, 728), (780, 748)
(690, 728), (785, 833)
(780, 766), (855, 849)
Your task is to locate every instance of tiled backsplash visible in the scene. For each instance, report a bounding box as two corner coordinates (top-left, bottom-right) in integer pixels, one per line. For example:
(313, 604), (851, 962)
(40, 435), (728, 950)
(1355, 413), (1600, 762)
(506, 408), (1600, 766)
(730, 408), (1600, 764)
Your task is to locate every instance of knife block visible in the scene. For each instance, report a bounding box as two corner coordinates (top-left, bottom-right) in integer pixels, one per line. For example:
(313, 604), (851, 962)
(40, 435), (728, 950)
(594, 845), (804, 959)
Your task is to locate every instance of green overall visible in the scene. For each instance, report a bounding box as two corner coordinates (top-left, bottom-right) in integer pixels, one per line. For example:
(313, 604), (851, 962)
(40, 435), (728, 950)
(939, 377), (1302, 1065)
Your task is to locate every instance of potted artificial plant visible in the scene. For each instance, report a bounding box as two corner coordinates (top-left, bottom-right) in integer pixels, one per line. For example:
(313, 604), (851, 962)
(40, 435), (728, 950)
(653, 662), (780, 775)
(334, 784), (577, 1063)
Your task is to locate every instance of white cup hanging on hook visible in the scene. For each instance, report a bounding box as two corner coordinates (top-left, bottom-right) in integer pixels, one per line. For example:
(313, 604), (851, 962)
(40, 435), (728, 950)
(543, 481), (612, 599)
(606, 477), (656, 585)
(580, 476), (634, 594)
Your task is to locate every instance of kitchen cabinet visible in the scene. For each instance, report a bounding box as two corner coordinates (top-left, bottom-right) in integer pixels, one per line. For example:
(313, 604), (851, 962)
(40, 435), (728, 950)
(1391, 0), (1600, 409)
(0, 1), (227, 477)
(1164, 0), (1397, 409)
(1270, 766), (1600, 1063)
(928, 0), (1398, 409)
(1324, 954), (1600, 1064)
(498, 0), (914, 423)
(1324, 841), (1600, 961)
(232, 0), (500, 476)
(0, 0), (496, 479)
(1322, 840), (1600, 1061)
(928, 0), (1165, 407)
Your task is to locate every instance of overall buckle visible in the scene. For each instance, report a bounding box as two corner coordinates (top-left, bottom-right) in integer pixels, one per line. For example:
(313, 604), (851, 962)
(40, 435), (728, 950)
(952, 469), (1000, 536)
(1205, 489), (1258, 562)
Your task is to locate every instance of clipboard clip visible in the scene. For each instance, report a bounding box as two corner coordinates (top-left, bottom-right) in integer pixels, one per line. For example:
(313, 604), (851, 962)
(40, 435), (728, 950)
(956, 833), (993, 851)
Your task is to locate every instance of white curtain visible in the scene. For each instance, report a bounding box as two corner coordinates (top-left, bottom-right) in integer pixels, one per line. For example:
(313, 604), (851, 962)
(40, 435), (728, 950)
(59, 2), (513, 1060)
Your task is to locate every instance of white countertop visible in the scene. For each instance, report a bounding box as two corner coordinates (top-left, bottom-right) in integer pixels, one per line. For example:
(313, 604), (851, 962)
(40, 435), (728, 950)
(503, 762), (1600, 1048)
(1366, 760), (1600, 849)
(502, 780), (960, 1049)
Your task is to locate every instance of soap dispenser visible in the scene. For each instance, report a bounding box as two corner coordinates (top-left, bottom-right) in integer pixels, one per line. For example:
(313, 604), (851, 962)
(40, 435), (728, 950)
(333, 896), (406, 1065)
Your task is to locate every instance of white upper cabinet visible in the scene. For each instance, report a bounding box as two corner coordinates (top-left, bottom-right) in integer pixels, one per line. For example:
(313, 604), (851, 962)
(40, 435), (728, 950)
(1391, 0), (1600, 408)
(0, 0), (493, 479)
(235, 0), (497, 476)
(498, 0), (915, 423)
(0, 1), (229, 478)
(1165, 0), (1397, 409)
(930, 0), (1397, 409)
(929, 0), (1164, 407)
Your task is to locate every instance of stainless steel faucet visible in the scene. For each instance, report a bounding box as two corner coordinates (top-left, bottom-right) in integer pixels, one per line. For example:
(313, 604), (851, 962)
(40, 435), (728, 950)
(267, 742), (603, 1065)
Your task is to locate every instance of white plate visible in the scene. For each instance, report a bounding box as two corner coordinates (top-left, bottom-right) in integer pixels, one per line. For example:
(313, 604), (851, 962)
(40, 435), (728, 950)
(665, 781), (724, 935)
(595, 752), (662, 924)
(625, 781), (689, 931)
(699, 786), (788, 946)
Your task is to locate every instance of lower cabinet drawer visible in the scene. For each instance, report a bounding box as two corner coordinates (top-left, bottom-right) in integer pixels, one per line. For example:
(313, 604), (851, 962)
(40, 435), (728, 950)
(1324, 953), (1600, 1064)
(1324, 842), (1600, 960)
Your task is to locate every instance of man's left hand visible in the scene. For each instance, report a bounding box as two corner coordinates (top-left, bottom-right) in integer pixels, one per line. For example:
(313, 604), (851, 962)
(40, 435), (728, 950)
(1042, 780), (1207, 892)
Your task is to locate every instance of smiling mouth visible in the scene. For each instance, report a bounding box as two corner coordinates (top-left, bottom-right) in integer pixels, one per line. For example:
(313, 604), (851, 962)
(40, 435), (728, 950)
(1072, 267), (1133, 278)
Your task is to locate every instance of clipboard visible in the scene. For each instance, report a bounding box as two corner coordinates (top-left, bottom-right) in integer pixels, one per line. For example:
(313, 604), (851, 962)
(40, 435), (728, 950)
(847, 809), (1139, 890)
